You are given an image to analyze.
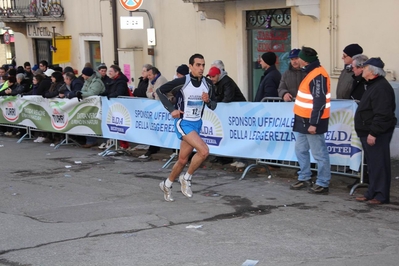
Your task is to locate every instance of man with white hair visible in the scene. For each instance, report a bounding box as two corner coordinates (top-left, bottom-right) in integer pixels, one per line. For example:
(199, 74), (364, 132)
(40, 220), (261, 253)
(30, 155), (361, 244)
(354, 57), (397, 205)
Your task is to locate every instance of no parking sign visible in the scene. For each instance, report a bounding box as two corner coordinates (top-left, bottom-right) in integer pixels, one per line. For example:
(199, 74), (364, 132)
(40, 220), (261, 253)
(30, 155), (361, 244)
(3, 30), (10, 45)
(119, 0), (143, 11)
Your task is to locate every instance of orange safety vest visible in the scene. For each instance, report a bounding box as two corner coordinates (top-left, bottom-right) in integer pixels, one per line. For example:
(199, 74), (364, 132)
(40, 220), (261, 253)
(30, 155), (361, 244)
(294, 66), (331, 119)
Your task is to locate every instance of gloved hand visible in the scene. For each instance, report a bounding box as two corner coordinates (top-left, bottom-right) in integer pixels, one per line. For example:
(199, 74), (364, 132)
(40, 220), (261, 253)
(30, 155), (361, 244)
(76, 91), (83, 102)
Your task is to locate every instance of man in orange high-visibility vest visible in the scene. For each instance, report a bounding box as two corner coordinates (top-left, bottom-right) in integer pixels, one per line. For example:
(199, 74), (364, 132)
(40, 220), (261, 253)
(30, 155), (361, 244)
(290, 46), (331, 194)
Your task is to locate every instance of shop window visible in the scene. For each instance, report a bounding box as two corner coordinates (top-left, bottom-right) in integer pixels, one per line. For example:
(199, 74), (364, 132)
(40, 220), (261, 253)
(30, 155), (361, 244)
(36, 39), (52, 64)
(247, 9), (291, 101)
(88, 41), (101, 69)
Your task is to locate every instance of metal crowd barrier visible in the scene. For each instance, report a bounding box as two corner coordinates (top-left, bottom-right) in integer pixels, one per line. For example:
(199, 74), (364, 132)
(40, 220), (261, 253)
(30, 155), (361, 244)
(236, 97), (368, 195)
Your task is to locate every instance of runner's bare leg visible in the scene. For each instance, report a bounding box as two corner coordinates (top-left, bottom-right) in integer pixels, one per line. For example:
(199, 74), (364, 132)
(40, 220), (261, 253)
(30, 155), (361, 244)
(167, 131), (209, 182)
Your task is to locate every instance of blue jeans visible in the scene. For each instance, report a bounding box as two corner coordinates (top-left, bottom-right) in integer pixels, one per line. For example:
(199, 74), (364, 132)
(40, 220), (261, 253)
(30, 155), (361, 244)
(295, 133), (331, 187)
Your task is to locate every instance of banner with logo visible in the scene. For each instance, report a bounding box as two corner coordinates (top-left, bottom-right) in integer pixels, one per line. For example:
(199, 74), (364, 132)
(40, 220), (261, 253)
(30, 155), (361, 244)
(0, 96), (102, 135)
(101, 98), (361, 170)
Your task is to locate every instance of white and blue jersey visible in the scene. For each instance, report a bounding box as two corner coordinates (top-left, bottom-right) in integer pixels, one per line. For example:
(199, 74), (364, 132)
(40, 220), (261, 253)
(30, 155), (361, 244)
(156, 74), (217, 139)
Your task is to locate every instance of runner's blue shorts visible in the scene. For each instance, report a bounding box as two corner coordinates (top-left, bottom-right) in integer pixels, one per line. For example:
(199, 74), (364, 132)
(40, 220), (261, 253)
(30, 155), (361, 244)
(174, 119), (202, 140)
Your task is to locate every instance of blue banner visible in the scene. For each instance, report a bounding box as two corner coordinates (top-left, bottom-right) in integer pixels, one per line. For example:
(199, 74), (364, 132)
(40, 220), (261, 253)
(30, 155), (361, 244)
(101, 98), (361, 170)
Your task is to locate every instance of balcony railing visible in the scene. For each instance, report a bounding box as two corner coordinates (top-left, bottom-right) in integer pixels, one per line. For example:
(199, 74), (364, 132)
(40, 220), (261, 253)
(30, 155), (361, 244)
(0, 0), (64, 18)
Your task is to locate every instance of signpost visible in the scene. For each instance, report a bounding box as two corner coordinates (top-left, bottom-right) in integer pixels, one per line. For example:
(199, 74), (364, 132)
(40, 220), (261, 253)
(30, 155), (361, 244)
(119, 0), (143, 11)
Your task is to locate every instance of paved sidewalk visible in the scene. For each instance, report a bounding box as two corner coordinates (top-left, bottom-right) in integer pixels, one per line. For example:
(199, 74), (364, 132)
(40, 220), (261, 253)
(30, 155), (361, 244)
(1, 136), (399, 266)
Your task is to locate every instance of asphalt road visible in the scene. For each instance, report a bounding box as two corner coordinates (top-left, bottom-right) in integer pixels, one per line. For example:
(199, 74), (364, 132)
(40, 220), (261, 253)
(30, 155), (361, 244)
(1, 136), (399, 266)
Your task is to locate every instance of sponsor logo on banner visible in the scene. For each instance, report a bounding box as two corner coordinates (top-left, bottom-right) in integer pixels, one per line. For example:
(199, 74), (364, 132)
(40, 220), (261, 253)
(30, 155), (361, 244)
(106, 103), (131, 134)
(51, 108), (68, 130)
(326, 110), (362, 157)
(200, 109), (223, 146)
(3, 101), (19, 122)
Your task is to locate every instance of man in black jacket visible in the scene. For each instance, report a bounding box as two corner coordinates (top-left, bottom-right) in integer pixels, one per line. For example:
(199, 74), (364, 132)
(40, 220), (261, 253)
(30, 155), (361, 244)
(354, 57), (397, 204)
(254, 52), (281, 101)
(101, 65), (129, 98)
(207, 66), (246, 103)
(98, 64), (112, 91)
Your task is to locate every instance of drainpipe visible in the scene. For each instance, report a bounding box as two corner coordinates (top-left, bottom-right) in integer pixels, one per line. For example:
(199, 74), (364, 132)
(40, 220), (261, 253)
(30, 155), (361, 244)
(111, 0), (119, 65)
(130, 9), (155, 66)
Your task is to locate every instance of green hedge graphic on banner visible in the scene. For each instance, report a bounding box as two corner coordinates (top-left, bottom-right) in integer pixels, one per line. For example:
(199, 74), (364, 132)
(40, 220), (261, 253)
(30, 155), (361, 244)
(0, 96), (102, 135)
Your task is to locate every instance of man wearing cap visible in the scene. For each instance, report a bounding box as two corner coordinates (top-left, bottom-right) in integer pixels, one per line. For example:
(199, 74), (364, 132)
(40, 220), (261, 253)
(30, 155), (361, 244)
(76, 67), (105, 148)
(354, 58), (397, 204)
(278, 48), (307, 102)
(77, 67), (105, 99)
(254, 52), (281, 102)
(336, 43), (363, 99)
(290, 46), (331, 194)
(207, 66), (246, 103)
(36, 68), (54, 96)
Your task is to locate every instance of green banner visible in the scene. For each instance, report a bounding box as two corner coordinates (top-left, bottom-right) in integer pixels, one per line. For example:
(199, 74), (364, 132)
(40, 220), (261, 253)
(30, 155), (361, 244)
(0, 96), (102, 135)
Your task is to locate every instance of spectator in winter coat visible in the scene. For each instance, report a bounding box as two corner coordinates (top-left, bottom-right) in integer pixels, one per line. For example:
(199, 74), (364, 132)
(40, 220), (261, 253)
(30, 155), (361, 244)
(43, 71), (64, 98)
(25, 74), (44, 95)
(146, 67), (168, 100)
(254, 52), (281, 101)
(350, 54), (369, 101)
(100, 65), (129, 98)
(0, 76), (16, 96)
(76, 67), (105, 100)
(37, 68), (54, 96)
(97, 64), (112, 91)
(138, 66), (168, 158)
(134, 64), (152, 97)
(278, 48), (307, 101)
(60, 72), (84, 99)
(354, 57), (397, 204)
(336, 43), (363, 99)
(11, 73), (32, 95)
(207, 66), (246, 103)
(76, 67), (106, 148)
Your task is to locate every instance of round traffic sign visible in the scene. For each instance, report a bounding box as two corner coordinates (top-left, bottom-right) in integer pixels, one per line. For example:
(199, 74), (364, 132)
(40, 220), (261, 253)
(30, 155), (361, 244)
(119, 0), (143, 11)
(3, 31), (10, 45)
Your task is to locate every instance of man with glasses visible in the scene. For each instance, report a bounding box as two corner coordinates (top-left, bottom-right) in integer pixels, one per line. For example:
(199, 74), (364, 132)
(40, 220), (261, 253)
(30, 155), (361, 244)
(336, 43), (363, 99)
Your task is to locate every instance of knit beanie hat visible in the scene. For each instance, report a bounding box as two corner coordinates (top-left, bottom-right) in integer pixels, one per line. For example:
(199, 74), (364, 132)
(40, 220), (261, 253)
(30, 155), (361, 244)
(343, 44), (363, 57)
(176, 64), (189, 76)
(261, 52), (277, 65)
(82, 67), (94, 76)
(298, 50), (318, 63)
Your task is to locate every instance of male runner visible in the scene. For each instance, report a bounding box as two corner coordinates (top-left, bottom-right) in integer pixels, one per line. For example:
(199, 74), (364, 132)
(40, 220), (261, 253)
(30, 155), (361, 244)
(156, 53), (217, 202)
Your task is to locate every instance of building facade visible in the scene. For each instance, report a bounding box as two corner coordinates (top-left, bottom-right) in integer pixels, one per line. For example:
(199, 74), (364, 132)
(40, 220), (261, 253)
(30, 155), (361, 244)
(0, 0), (398, 99)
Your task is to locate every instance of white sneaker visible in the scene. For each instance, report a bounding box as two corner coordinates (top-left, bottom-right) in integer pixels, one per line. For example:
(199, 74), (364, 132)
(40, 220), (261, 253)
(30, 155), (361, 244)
(230, 161), (239, 167)
(105, 140), (114, 149)
(159, 181), (174, 202)
(35, 137), (45, 143)
(235, 162), (247, 168)
(98, 142), (107, 149)
(179, 174), (193, 198)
